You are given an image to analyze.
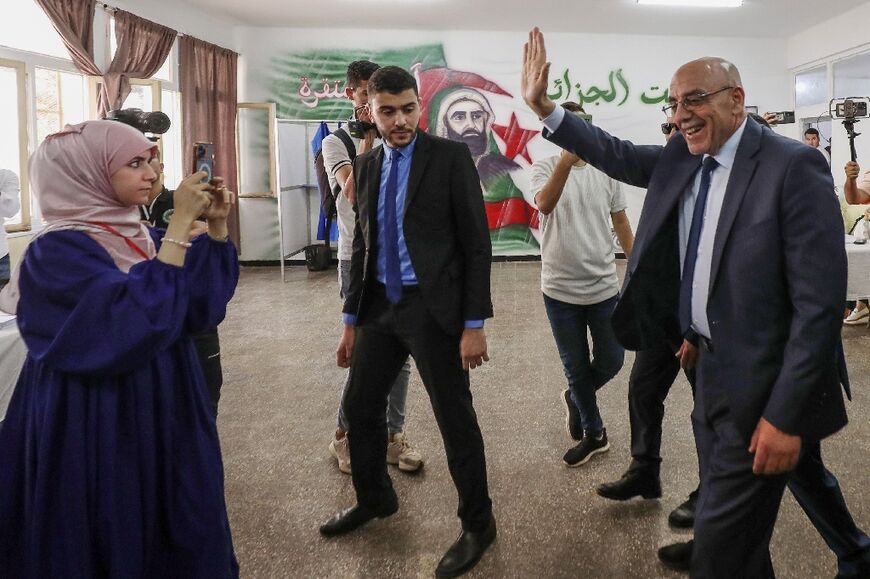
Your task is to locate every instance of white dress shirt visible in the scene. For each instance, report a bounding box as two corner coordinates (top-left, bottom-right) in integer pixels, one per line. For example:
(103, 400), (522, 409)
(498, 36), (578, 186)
(679, 119), (747, 339)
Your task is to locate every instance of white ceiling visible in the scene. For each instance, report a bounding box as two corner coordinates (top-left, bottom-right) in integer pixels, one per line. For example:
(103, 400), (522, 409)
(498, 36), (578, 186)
(180, 0), (867, 38)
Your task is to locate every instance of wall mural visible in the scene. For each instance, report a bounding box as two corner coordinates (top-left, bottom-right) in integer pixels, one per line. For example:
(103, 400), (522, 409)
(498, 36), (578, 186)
(270, 45), (668, 256)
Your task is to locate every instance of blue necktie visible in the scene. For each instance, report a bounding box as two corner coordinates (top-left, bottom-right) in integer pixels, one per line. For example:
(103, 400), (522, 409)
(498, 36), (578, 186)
(679, 156), (719, 336)
(383, 148), (403, 304)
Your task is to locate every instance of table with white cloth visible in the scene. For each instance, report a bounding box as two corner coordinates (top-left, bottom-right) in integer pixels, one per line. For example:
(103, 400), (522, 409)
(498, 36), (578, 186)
(846, 235), (870, 300)
(0, 320), (26, 422)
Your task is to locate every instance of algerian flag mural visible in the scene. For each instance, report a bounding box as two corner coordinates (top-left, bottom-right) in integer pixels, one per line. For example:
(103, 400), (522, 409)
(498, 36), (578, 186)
(270, 44), (544, 256)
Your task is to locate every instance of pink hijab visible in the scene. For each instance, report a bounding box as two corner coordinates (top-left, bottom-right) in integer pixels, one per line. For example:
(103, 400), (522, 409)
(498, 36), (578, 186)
(0, 120), (158, 313)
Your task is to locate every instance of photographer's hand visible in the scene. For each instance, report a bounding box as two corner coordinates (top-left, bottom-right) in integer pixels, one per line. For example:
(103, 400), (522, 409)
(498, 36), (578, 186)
(158, 171), (211, 266)
(358, 105), (377, 153)
(844, 161), (870, 204)
(202, 176), (234, 241)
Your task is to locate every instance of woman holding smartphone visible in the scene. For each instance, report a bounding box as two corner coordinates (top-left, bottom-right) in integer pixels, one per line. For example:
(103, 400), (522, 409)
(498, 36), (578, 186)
(0, 120), (239, 578)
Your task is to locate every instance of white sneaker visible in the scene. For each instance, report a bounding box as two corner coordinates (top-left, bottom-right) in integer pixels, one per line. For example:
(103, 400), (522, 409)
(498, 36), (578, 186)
(387, 432), (424, 472)
(844, 307), (869, 325)
(328, 436), (352, 475)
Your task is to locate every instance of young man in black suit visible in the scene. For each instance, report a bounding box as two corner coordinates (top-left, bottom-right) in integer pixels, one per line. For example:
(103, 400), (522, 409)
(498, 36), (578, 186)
(319, 66), (496, 579)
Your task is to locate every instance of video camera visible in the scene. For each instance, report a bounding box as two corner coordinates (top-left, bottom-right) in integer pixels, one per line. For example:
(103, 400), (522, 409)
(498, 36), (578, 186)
(106, 108), (171, 139)
(348, 104), (379, 139)
(830, 97), (870, 161)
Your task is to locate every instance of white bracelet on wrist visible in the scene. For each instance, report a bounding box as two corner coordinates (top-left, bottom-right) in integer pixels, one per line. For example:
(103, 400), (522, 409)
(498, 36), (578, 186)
(163, 237), (192, 249)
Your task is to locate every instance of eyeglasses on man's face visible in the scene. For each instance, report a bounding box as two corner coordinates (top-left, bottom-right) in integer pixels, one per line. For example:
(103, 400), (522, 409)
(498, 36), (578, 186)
(661, 86), (734, 116)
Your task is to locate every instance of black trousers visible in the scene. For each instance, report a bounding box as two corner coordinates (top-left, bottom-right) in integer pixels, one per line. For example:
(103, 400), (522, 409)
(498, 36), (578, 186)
(191, 328), (223, 416)
(627, 340), (696, 476)
(344, 286), (493, 532)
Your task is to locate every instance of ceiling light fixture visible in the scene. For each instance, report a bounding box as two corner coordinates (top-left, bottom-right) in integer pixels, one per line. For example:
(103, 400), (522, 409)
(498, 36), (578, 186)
(637, 0), (743, 7)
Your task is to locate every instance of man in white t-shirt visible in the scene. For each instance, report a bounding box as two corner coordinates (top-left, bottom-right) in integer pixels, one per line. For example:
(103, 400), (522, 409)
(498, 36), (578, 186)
(531, 101), (634, 467)
(0, 169), (21, 285)
(321, 60), (423, 476)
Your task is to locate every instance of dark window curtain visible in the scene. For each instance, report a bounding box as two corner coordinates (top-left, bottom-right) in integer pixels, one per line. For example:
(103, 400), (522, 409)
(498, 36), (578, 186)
(180, 36), (240, 249)
(103, 10), (176, 112)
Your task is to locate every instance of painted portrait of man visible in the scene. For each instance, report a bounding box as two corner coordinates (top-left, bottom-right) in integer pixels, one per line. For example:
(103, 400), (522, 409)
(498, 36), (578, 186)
(430, 86), (539, 255)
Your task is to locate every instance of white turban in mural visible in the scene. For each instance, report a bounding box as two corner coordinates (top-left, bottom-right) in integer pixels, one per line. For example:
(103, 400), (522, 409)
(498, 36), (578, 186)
(432, 88), (495, 157)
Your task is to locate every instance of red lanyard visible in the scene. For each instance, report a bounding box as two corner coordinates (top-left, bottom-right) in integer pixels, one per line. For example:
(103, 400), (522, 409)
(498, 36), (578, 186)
(94, 223), (152, 261)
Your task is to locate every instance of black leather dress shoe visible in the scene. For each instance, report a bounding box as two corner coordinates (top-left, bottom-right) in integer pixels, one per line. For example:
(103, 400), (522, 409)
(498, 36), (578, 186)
(319, 502), (398, 537)
(596, 470), (662, 501)
(435, 515), (497, 578)
(658, 539), (693, 572)
(668, 488), (698, 529)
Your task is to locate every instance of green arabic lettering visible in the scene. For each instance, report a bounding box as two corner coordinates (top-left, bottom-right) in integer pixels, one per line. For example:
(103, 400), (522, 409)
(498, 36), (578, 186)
(616, 69), (630, 106)
(640, 85), (669, 104)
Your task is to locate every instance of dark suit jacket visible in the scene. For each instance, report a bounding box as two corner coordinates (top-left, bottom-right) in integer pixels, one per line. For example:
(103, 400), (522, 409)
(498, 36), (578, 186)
(546, 114), (848, 443)
(342, 130), (493, 336)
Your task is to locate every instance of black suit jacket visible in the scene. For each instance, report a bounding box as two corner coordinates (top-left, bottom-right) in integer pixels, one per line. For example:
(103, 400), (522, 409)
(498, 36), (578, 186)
(546, 114), (848, 444)
(342, 130), (493, 336)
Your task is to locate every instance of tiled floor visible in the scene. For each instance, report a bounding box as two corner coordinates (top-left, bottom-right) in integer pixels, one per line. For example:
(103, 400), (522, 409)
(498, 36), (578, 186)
(217, 262), (869, 578)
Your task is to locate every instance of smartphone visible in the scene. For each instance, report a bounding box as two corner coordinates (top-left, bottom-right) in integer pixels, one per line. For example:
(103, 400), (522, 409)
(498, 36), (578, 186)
(771, 111), (795, 124)
(836, 100), (869, 119)
(193, 142), (214, 184)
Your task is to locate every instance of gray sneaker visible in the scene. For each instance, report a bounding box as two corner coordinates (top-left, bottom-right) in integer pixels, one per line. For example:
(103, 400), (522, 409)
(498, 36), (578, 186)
(328, 436), (352, 474)
(387, 432), (424, 472)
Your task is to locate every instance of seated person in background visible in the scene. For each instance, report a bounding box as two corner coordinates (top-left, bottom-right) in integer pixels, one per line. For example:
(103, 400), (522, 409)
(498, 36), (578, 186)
(0, 169), (21, 286)
(0, 120), (240, 577)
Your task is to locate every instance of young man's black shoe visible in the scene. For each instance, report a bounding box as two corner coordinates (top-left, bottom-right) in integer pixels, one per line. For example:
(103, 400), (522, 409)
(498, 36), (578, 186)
(563, 428), (609, 467)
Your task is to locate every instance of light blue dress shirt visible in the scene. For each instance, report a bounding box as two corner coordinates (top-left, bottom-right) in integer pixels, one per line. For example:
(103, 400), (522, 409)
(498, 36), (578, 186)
(376, 138), (419, 286)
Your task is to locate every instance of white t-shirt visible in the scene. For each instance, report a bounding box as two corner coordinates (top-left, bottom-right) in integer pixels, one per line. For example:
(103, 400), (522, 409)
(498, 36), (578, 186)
(531, 155), (626, 305)
(321, 128), (380, 261)
(0, 170), (21, 259)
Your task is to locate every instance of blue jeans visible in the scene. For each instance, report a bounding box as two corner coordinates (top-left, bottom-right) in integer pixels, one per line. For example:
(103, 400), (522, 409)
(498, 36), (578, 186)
(338, 260), (409, 434)
(543, 293), (624, 434)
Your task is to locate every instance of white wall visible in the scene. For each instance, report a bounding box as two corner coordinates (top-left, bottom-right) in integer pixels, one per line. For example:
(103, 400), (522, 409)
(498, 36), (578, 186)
(236, 26), (790, 260)
(786, 1), (870, 70)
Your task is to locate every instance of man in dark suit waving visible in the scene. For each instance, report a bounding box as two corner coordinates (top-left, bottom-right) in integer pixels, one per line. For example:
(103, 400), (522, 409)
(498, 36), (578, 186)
(522, 29), (849, 577)
(319, 66), (496, 579)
